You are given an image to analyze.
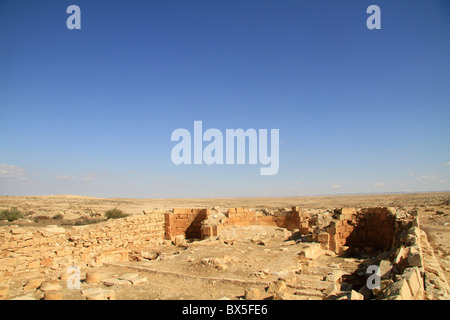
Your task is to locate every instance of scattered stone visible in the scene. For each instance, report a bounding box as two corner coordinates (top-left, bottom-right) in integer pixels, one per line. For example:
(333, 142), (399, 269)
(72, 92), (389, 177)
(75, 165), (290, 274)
(39, 280), (62, 292)
(130, 277), (147, 285)
(81, 287), (103, 297)
(118, 273), (140, 282)
(382, 279), (413, 300)
(85, 291), (105, 300)
(298, 243), (323, 260)
(23, 275), (45, 290)
(392, 246), (408, 264)
(103, 289), (115, 300)
(244, 287), (260, 300)
(102, 278), (131, 287)
(294, 289), (324, 298)
(44, 290), (64, 300)
(358, 285), (372, 300)
(324, 270), (344, 283)
(267, 280), (287, 294)
(338, 246), (350, 256)
(324, 283), (340, 296)
(0, 285), (9, 300)
(348, 290), (364, 300)
(85, 271), (102, 284)
(379, 260), (393, 280)
(250, 271), (266, 279)
(174, 235), (188, 247)
(9, 295), (36, 300)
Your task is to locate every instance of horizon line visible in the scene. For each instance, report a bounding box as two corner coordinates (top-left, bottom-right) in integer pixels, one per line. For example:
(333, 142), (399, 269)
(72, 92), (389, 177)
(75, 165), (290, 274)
(1, 190), (449, 200)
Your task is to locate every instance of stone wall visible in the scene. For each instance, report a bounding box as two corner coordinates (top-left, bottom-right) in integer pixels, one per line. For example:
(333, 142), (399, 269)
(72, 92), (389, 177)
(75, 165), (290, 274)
(200, 207), (306, 239)
(227, 207), (303, 230)
(0, 212), (164, 274)
(322, 207), (396, 253)
(355, 210), (426, 300)
(164, 209), (210, 240)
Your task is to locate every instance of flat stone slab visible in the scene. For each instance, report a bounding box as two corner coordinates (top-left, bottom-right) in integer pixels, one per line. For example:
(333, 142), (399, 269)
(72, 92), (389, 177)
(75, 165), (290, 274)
(118, 273), (140, 281)
(102, 278), (132, 287)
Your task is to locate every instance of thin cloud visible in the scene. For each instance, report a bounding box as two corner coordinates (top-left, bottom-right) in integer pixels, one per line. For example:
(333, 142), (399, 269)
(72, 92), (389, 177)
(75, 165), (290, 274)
(56, 175), (77, 180)
(416, 174), (438, 184)
(374, 182), (385, 187)
(81, 173), (97, 181)
(0, 163), (27, 181)
(445, 161), (450, 166)
(331, 184), (341, 189)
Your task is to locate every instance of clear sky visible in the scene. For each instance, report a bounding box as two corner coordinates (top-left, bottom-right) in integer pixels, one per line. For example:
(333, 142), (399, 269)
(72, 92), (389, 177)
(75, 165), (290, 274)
(0, 0), (449, 198)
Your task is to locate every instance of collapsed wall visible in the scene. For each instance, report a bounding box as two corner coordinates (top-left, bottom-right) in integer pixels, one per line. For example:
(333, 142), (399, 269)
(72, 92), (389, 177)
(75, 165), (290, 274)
(165, 209), (210, 240)
(201, 207), (307, 240)
(320, 207), (396, 253)
(0, 213), (164, 274)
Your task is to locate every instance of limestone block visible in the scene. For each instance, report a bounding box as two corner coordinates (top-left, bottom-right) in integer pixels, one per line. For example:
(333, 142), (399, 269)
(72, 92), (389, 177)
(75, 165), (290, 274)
(85, 271), (102, 284)
(44, 290), (64, 300)
(85, 291), (105, 300)
(407, 248), (423, 268)
(39, 280), (62, 292)
(23, 275), (45, 290)
(130, 277), (147, 285)
(348, 290), (364, 300)
(118, 273), (139, 282)
(244, 287), (261, 300)
(299, 243), (322, 260)
(325, 270), (344, 283)
(102, 278), (131, 287)
(402, 267), (424, 299)
(379, 260), (393, 280)
(383, 279), (413, 300)
(392, 246), (408, 264)
(267, 280), (287, 294)
(103, 289), (115, 300)
(0, 285), (9, 300)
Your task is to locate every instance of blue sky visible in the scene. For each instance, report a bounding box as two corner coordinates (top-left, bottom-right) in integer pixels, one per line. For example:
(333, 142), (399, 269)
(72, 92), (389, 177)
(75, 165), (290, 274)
(0, 0), (449, 198)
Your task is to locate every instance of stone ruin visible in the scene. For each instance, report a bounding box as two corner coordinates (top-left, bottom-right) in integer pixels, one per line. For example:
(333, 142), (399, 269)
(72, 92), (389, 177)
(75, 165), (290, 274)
(0, 205), (449, 300)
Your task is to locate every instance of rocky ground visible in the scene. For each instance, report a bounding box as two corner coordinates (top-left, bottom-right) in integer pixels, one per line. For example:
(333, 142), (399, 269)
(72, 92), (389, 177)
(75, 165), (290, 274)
(0, 192), (449, 300)
(5, 225), (365, 300)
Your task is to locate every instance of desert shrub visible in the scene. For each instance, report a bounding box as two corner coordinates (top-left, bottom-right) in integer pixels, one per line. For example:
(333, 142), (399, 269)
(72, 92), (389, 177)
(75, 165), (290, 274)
(33, 215), (51, 223)
(0, 207), (24, 221)
(73, 217), (104, 225)
(104, 208), (128, 219)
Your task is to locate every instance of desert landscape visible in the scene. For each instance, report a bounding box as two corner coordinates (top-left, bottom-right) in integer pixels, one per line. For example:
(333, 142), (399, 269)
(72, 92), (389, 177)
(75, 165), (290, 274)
(0, 192), (449, 300)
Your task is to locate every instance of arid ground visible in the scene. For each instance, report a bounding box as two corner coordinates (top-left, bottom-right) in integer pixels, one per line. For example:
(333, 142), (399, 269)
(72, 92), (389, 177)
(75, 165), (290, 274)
(1, 192), (449, 300)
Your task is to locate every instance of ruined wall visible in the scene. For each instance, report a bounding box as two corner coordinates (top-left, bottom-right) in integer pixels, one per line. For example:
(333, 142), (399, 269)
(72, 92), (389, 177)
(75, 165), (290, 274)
(226, 207), (303, 230)
(201, 207), (306, 239)
(363, 211), (426, 300)
(323, 207), (395, 253)
(0, 213), (164, 274)
(164, 209), (210, 240)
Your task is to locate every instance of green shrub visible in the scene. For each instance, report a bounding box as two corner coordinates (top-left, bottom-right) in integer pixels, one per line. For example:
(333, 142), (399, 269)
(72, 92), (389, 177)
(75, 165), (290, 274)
(74, 217), (104, 226)
(104, 208), (128, 219)
(0, 207), (24, 222)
